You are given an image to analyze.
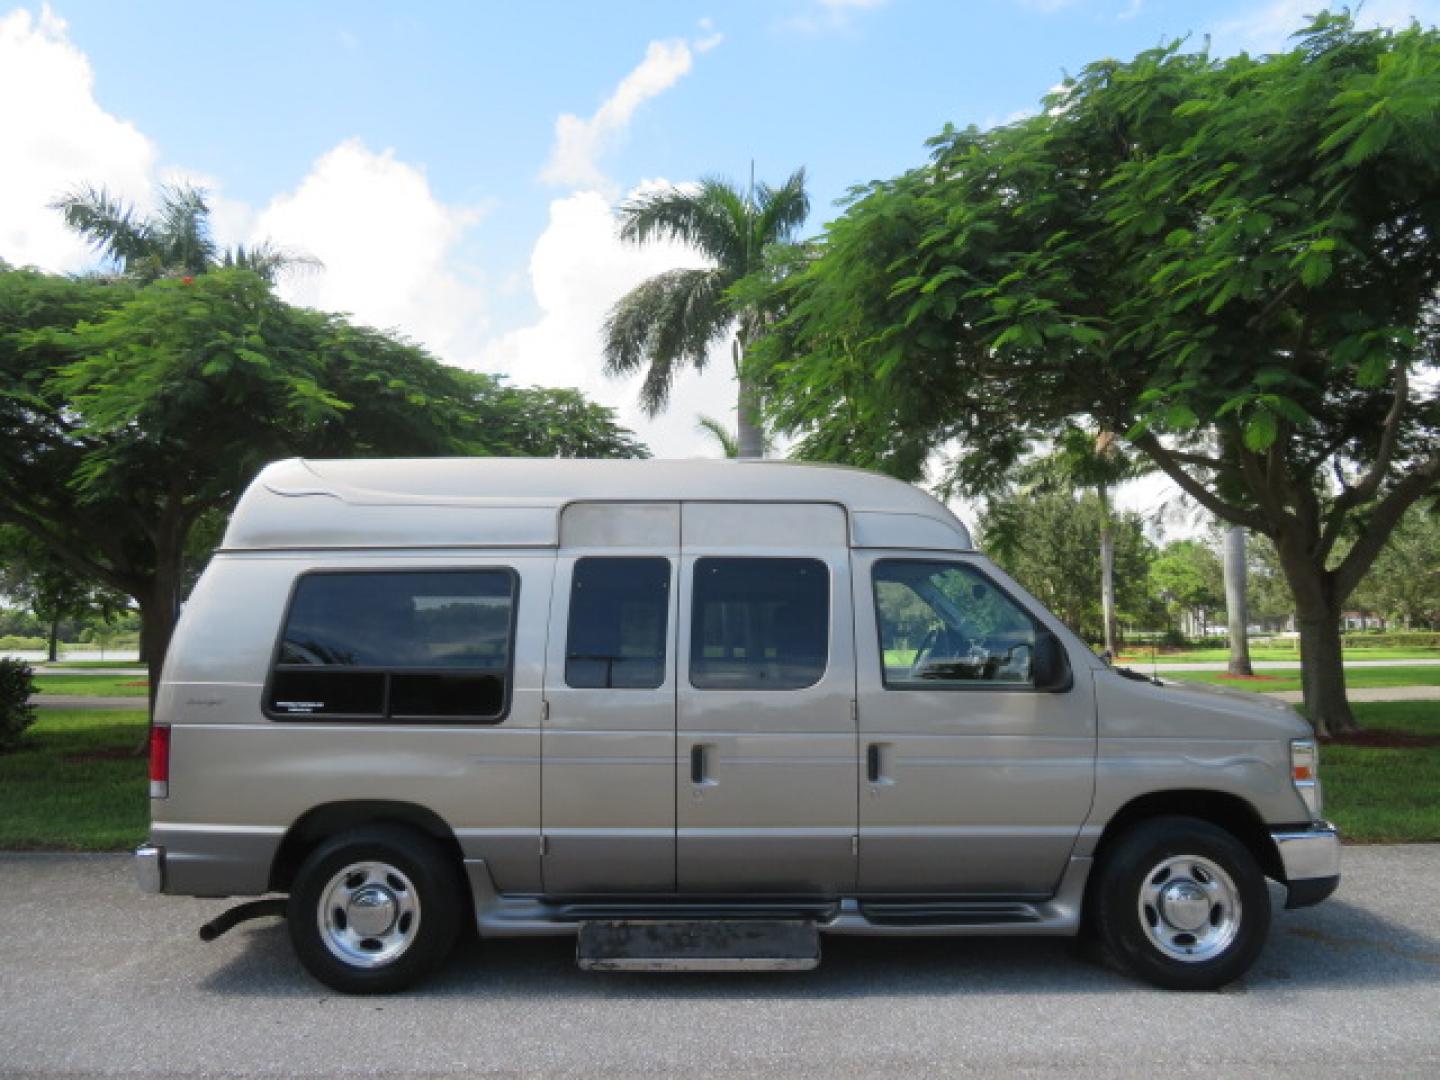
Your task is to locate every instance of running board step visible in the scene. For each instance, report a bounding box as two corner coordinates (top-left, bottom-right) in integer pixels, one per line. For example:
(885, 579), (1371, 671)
(576, 919), (820, 972)
(857, 901), (1043, 926)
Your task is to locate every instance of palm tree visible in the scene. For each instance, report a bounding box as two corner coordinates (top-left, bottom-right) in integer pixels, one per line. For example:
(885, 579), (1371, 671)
(603, 169), (809, 459)
(53, 183), (317, 283)
(696, 414), (739, 459)
(1222, 525), (1254, 676)
(1019, 426), (1150, 658)
(696, 413), (777, 459)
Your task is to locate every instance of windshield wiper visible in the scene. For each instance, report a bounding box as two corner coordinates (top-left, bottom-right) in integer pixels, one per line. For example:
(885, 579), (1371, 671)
(1113, 665), (1163, 686)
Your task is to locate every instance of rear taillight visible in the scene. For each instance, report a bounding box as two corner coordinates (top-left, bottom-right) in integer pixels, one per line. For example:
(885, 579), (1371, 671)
(149, 724), (170, 799)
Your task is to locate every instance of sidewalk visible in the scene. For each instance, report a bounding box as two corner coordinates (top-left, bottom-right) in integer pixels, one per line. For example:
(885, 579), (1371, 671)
(1262, 685), (1440, 704)
(1141, 658), (1440, 672)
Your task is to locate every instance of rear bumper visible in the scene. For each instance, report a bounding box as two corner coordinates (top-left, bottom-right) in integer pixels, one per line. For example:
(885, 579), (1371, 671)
(134, 844), (165, 894)
(1271, 821), (1341, 909)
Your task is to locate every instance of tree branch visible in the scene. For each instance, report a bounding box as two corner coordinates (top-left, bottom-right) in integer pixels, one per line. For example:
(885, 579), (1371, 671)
(1166, 448), (1228, 469)
(1131, 430), (1269, 531)
(0, 502), (142, 596)
(1318, 365), (1409, 560)
(1333, 446), (1440, 602)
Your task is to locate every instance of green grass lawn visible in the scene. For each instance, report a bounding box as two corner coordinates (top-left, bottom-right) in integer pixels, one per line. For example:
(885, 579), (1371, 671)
(0, 709), (148, 850)
(1324, 702), (1440, 844)
(1162, 665), (1440, 694)
(39, 659), (144, 670)
(0, 701), (1434, 851)
(32, 674), (149, 697)
(1117, 645), (1440, 663)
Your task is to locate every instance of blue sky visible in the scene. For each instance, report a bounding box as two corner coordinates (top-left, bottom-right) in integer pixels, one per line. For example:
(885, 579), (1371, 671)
(4, 0), (1438, 465)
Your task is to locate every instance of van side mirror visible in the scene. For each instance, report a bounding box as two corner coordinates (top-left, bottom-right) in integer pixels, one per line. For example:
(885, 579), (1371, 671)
(1032, 630), (1072, 692)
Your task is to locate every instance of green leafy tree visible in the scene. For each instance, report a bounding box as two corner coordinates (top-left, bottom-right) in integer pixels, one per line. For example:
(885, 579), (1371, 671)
(1149, 540), (1226, 640)
(1241, 533), (1300, 629)
(0, 267), (644, 708)
(53, 183), (316, 283)
(980, 489), (1157, 642)
(603, 170), (809, 459)
(1010, 426), (1151, 655)
(1350, 507), (1440, 628)
(757, 15), (1440, 734)
(0, 526), (126, 661)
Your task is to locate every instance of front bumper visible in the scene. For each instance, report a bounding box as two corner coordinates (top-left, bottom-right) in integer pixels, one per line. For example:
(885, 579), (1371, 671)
(1271, 821), (1341, 909)
(134, 844), (165, 894)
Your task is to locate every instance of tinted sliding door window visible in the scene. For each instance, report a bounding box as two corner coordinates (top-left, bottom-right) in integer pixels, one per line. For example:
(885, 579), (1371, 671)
(690, 557), (829, 690)
(873, 561), (1039, 688)
(268, 570), (516, 722)
(565, 557), (671, 689)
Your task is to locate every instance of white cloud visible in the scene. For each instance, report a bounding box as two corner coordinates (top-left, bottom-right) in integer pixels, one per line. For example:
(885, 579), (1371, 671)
(1213, 0), (1440, 53)
(0, 5), (156, 271)
(480, 186), (740, 458)
(783, 0), (890, 33)
(251, 139), (493, 365)
(540, 37), (702, 193)
(694, 16), (724, 52)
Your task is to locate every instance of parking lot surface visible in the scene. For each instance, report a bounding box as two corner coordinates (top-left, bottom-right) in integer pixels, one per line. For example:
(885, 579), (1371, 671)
(2, 847), (1438, 1078)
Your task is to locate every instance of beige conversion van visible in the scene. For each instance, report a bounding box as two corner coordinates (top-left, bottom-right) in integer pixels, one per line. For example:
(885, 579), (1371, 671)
(136, 457), (1339, 993)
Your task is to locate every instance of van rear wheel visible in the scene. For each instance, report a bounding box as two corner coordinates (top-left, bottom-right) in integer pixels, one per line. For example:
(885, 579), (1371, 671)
(287, 825), (463, 994)
(1091, 816), (1270, 992)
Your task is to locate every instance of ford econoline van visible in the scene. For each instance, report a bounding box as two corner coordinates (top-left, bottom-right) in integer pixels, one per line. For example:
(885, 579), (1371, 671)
(135, 457), (1339, 993)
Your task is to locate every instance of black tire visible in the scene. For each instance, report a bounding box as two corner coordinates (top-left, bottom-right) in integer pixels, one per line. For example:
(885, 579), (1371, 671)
(287, 824), (463, 994)
(1089, 815), (1270, 991)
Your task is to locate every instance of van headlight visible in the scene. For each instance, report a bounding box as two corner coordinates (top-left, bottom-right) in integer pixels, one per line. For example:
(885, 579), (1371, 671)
(1291, 738), (1322, 819)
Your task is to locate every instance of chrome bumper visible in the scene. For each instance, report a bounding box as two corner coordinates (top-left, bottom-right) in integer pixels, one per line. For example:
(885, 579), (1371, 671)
(1271, 821), (1340, 909)
(134, 844), (165, 894)
(1272, 821), (1341, 881)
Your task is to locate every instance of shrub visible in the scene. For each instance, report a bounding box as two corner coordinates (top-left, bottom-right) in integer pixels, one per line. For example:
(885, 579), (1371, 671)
(1341, 632), (1440, 649)
(0, 658), (37, 752)
(0, 635), (45, 651)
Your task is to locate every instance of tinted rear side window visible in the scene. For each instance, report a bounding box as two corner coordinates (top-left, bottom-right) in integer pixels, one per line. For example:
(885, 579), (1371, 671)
(690, 558), (829, 691)
(566, 557), (671, 689)
(268, 570), (516, 722)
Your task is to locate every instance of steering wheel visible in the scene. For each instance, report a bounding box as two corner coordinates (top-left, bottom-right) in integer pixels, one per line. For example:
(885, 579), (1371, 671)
(908, 628), (940, 677)
(910, 626), (966, 678)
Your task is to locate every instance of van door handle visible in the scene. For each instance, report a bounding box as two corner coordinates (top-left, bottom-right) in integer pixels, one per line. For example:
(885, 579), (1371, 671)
(866, 743), (881, 783)
(690, 744), (709, 785)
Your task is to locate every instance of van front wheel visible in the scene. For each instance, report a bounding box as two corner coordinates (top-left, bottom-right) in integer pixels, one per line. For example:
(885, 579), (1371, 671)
(1091, 816), (1270, 991)
(287, 825), (463, 994)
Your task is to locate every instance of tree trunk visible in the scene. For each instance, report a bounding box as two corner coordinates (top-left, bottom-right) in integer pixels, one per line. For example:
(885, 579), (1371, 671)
(1097, 482), (1118, 657)
(1297, 611), (1357, 738)
(47, 614), (59, 663)
(1270, 525), (1358, 737)
(138, 514), (187, 722)
(138, 571), (180, 721)
(735, 373), (765, 460)
(1223, 525), (1253, 677)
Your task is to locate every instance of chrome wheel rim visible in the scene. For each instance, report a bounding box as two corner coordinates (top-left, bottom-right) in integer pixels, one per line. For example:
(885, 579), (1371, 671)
(1137, 854), (1241, 963)
(317, 861), (421, 969)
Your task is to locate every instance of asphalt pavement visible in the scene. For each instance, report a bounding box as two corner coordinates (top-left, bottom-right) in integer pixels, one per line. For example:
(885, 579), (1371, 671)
(1, 847), (1437, 1077)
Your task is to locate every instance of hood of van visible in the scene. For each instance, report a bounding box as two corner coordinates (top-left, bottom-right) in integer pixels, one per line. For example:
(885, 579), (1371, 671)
(1096, 668), (1313, 742)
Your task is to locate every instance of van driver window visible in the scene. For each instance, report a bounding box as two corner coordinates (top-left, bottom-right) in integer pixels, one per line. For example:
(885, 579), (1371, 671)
(873, 561), (1039, 689)
(268, 570), (516, 722)
(690, 558), (829, 691)
(566, 558), (670, 689)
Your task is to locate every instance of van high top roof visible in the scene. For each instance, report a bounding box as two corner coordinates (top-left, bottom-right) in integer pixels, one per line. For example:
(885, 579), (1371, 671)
(222, 457), (974, 552)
